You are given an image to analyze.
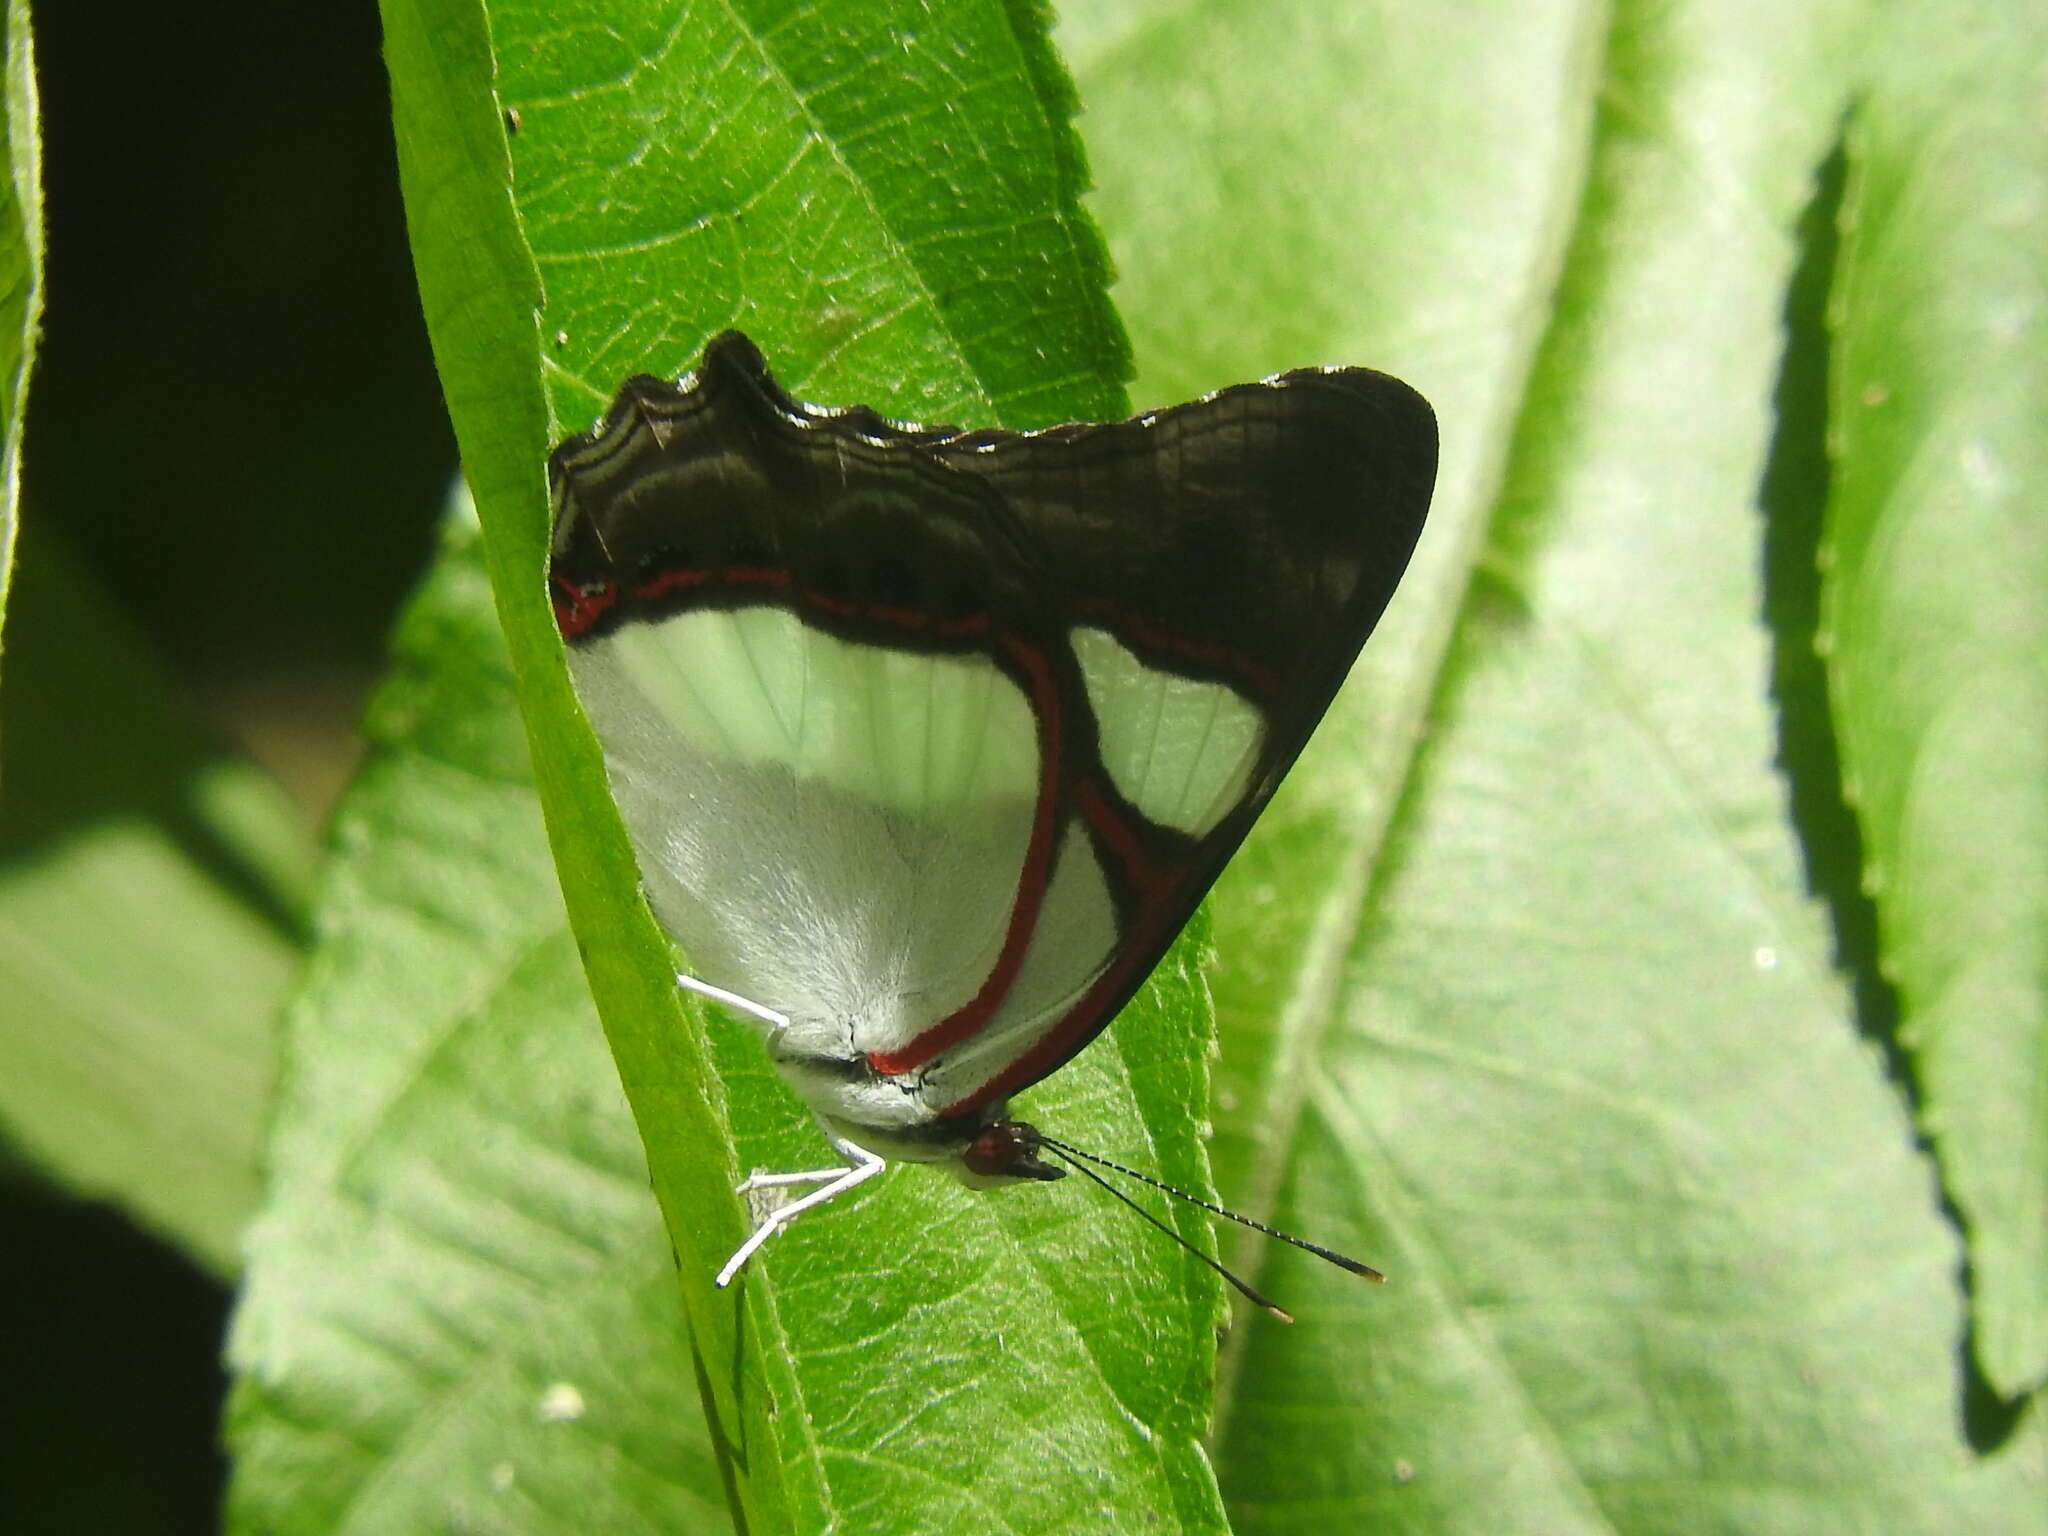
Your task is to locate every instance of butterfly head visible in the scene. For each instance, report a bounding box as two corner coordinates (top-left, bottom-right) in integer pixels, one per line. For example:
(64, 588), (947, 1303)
(809, 1101), (1065, 1188)
(955, 1117), (1066, 1189)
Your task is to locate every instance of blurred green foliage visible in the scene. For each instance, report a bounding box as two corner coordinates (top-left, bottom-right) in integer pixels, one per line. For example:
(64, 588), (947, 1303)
(0, 0), (2041, 1532)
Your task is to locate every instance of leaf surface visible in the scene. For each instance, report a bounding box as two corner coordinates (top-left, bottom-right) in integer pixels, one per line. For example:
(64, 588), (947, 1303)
(224, 0), (2048, 1530)
(0, 527), (306, 1275)
(230, 0), (1230, 1530)
(1059, 0), (2048, 1528)
(227, 505), (729, 1532)
(0, 0), (40, 627)
(1825, 0), (2048, 1398)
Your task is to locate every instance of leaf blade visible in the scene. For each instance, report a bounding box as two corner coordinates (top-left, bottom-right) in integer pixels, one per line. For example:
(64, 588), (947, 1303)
(1066, 0), (2048, 1528)
(225, 504), (730, 1534)
(0, 0), (42, 628)
(1825, 0), (2048, 1399)
(339, 1), (1230, 1531)
(0, 527), (304, 1276)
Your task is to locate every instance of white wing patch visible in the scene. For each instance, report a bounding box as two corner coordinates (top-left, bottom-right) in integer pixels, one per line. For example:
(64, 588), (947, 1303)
(1072, 626), (1263, 834)
(569, 607), (1041, 1068)
(916, 820), (1119, 1112)
(605, 606), (1038, 814)
(569, 607), (1235, 1131)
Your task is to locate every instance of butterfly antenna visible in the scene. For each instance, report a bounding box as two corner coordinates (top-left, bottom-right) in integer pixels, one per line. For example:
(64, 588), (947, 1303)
(1035, 1133), (1386, 1297)
(1036, 1139), (1299, 1321)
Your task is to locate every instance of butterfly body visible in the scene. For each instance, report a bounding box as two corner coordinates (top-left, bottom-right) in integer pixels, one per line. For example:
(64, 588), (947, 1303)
(549, 332), (1435, 1192)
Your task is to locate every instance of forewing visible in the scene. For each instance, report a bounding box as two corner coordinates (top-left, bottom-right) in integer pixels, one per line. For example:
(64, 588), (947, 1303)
(913, 368), (1438, 1113)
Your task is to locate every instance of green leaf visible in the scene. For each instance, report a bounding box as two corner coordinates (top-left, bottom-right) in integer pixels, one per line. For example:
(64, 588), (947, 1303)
(1825, 0), (2048, 1399)
(1060, 0), (1602, 1276)
(228, 0), (2048, 1531)
(236, 0), (1227, 1531)
(0, 0), (299, 1287)
(0, 2), (293, 1275)
(227, 501), (729, 1533)
(0, 525), (307, 1276)
(0, 0), (42, 627)
(222, 493), (1224, 1535)
(0, 0), (304, 1296)
(1058, 0), (2048, 1530)
(494, 2), (1224, 1523)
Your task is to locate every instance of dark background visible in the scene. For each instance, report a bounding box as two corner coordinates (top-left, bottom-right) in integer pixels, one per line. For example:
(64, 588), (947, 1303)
(2, 2), (450, 1528)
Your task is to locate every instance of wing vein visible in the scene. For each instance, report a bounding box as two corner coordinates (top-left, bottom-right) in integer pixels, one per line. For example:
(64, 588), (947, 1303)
(960, 651), (993, 800)
(1137, 662), (1169, 816)
(1182, 684), (1228, 828)
(921, 645), (937, 813)
(732, 609), (795, 754)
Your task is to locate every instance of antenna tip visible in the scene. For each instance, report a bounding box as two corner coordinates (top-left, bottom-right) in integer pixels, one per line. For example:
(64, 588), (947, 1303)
(1322, 1252), (1386, 1282)
(1264, 1304), (1296, 1324)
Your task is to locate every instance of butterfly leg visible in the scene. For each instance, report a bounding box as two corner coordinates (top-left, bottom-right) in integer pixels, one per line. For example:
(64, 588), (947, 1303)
(736, 1167), (848, 1193)
(715, 1141), (885, 1287)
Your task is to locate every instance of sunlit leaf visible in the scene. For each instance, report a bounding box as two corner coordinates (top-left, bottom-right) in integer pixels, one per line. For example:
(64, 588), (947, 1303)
(1825, 0), (2048, 1400)
(223, 0), (2048, 1530)
(232, 0), (1229, 1530)
(0, 0), (42, 625)
(1061, 0), (2046, 1529)
(0, 528), (305, 1275)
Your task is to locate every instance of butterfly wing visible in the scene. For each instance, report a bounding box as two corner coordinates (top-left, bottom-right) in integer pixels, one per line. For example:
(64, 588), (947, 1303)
(549, 335), (1435, 1136)
(905, 366), (1437, 1113)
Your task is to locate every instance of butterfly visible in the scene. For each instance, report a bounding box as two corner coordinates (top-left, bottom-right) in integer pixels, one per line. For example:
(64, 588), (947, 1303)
(548, 332), (1435, 1298)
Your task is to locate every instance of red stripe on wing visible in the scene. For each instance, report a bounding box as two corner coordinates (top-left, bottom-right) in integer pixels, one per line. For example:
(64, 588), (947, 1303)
(552, 575), (618, 639)
(936, 901), (1163, 1119)
(936, 773), (1186, 1118)
(865, 634), (1063, 1076)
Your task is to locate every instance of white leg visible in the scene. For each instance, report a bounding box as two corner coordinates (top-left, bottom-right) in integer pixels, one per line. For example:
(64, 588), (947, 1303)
(737, 1168), (847, 1194)
(715, 1143), (886, 1288)
(679, 974), (831, 1196)
(676, 971), (789, 1029)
